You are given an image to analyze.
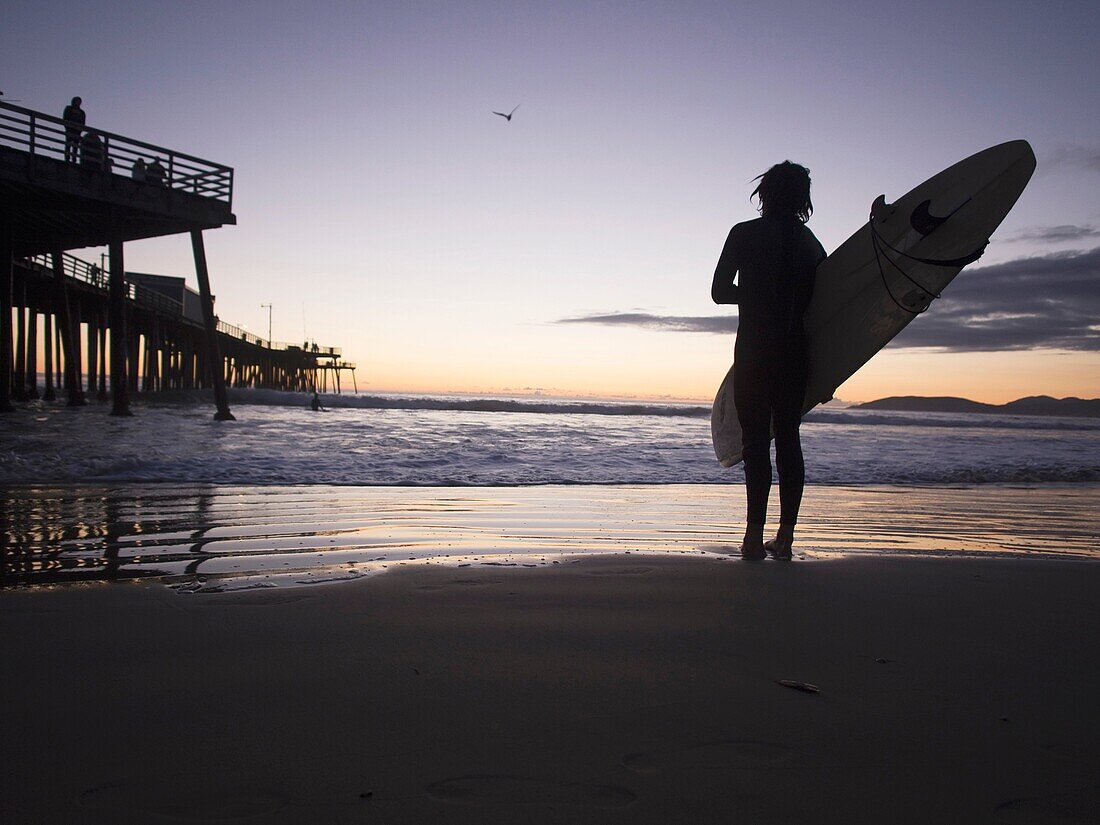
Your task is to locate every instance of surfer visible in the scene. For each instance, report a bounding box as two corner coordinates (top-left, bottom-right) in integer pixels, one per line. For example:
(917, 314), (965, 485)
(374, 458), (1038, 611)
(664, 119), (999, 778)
(310, 391), (326, 412)
(711, 161), (826, 560)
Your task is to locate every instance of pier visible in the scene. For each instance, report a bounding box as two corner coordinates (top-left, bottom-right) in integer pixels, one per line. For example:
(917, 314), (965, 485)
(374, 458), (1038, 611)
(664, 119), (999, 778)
(1, 100), (353, 417)
(10, 251), (355, 400)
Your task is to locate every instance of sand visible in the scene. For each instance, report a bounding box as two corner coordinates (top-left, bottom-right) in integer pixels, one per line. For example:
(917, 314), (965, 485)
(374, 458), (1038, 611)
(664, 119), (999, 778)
(2, 552), (1098, 823)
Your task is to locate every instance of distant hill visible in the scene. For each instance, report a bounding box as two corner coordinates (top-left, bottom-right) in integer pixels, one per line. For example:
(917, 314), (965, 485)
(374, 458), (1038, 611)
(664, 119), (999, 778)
(854, 395), (1100, 418)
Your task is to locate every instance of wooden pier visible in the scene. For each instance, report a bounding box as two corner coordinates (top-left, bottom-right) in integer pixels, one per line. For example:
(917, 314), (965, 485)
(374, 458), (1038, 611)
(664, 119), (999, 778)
(9, 251), (355, 400)
(1, 101), (353, 416)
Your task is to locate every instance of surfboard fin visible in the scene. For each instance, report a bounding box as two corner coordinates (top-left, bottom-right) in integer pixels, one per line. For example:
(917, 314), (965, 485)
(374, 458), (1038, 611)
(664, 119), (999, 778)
(869, 194), (891, 222)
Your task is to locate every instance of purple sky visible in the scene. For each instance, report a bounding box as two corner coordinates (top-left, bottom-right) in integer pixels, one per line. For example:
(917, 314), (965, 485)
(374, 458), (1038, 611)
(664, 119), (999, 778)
(3, 0), (1098, 400)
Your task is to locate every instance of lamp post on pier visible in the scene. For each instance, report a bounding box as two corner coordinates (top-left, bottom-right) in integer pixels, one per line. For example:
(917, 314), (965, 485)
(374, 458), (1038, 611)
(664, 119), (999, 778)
(261, 303), (272, 347)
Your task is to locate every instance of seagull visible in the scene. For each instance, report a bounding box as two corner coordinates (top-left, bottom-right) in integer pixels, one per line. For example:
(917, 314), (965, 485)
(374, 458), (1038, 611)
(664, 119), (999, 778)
(492, 104), (521, 122)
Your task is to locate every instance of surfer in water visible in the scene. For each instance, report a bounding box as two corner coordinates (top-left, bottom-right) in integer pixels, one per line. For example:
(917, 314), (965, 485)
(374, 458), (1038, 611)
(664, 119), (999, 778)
(711, 161), (826, 560)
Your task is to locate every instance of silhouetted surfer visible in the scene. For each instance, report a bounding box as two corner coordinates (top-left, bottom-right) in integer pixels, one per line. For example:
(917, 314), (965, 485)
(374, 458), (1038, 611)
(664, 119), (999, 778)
(310, 391), (326, 412)
(711, 162), (826, 560)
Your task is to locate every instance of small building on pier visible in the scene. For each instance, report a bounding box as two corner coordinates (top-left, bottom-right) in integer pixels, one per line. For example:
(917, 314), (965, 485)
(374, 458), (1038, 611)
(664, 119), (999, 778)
(127, 272), (205, 325)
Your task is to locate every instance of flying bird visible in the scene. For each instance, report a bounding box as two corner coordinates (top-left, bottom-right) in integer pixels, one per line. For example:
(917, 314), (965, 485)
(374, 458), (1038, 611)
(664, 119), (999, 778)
(492, 104), (521, 122)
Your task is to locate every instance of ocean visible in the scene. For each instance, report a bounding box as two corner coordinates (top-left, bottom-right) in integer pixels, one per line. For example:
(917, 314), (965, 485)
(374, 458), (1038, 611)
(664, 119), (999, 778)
(2, 388), (1098, 486)
(3, 390), (1098, 590)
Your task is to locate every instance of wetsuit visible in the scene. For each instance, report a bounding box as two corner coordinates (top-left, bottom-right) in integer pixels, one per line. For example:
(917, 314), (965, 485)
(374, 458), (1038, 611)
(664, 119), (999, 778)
(711, 216), (826, 526)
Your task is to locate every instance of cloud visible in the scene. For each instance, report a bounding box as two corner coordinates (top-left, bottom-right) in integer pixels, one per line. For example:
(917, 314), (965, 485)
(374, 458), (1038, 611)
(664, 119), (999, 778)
(1044, 145), (1100, 173)
(555, 246), (1100, 352)
(556, 312), (737, 334)
(889, 246), (1100, 351)
(1006, 224), (1100, 243)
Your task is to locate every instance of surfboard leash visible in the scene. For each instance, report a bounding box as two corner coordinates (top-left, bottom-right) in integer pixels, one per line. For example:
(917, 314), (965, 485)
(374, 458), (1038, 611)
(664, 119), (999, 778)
(868, 220), (988, 315)
(870, 228), (938, 314)
(871, 220), (989, 268)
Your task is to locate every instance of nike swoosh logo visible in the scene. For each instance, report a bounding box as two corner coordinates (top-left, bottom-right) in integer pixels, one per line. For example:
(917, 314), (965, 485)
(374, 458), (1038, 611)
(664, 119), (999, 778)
(910, 200), (949, 236)
(910, 197), (971, 237)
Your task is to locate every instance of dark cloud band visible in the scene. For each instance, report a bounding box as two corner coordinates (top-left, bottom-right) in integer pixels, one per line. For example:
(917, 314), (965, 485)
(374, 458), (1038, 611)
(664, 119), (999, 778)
(556, 312), (737, 334)
(556, 246), (1100, 352)
(1006, 224), (1100, 243)
(891, 246), (1100, 350)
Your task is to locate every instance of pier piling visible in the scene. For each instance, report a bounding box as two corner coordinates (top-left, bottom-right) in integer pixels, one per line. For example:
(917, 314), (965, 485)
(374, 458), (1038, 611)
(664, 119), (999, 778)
(42, 311), (54, 401)
(14, 291), (27, 401)
(26, 307), (38, 399)
(97, 325), (107, 399)
(52, 249), (85, 406)
(107, 238), (131, 416)
(1, 223), (12, 412)
(190, 229), (234, 421)
(86, 318), (97, 401)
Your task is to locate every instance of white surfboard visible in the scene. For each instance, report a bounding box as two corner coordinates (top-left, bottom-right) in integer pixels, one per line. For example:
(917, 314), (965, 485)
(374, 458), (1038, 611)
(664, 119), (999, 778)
(712, 140), (1036, 467)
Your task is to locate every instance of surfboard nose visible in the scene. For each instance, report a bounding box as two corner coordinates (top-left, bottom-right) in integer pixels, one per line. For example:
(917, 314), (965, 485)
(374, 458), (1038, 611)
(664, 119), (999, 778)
(989, 139), (1036, 176)
(1016, 139), (1037, 175)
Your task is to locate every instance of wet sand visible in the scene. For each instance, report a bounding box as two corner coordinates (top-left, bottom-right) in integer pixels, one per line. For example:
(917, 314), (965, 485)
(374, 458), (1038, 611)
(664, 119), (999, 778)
(2, 552), (1098, 823)
(3, 484), (1099, 591)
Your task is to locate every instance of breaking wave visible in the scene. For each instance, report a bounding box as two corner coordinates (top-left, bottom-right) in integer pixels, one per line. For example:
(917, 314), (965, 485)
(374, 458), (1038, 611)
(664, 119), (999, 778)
(139, 388), (1100, 431)
(1, 393), (1098, 487)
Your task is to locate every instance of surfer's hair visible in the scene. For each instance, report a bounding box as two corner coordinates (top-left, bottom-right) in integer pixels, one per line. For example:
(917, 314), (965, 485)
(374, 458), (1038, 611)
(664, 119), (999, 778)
(751, 161), (813, 223)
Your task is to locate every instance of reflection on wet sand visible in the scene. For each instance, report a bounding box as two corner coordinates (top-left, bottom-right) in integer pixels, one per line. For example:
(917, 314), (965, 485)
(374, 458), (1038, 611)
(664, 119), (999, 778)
(2, 484), (1098, 591)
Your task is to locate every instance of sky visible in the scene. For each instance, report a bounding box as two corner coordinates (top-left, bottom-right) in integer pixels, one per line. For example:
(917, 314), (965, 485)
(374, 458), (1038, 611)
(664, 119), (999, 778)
(3, 0), (1099, 403)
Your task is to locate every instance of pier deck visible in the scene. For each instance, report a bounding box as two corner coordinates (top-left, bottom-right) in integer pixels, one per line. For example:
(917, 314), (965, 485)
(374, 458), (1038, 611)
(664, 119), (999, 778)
(0, 102), (234, 256)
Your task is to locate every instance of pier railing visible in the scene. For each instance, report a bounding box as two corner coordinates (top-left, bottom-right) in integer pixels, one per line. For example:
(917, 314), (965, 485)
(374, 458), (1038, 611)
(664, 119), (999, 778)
(22, 252), (343, 357)
(213, 324), (342, 357)
(25, 252), (186, 315)
(292, 341), (342, 357)
(216, 321), (302, 351)
(0, 101), (233, 207)
(27, 251), (103, 286)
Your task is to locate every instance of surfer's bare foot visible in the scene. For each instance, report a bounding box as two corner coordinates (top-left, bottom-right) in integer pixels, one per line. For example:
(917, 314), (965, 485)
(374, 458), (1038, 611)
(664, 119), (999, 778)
(767, 525), (795, 560)
(741, 524), (766, 560)
(741, 540), (766, 561)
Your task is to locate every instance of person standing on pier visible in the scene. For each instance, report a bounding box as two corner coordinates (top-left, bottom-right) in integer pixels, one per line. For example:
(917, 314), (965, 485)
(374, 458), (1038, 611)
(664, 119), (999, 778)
(146, 157), (166, 186)
(63, 97), (85, 162)
(80, 130), (105, 171)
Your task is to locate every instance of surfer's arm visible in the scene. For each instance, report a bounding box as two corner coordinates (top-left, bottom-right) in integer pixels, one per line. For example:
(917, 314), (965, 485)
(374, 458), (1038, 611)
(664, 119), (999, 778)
(711, 227), (741, 304)
(791, 266), (816, 329)
(788, 237), (825, 335)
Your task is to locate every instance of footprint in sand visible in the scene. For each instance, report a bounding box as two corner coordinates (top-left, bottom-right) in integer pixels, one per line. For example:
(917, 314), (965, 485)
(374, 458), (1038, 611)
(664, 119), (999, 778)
(583, 566), (654, 577)
(78, 784), (287, 820)
(415, 578), (503, 591)
(426, 775), (635, 808)
(994, 783), (1100, 823)
(623, 740), (791, 773)
(202, 594), (312, 606)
